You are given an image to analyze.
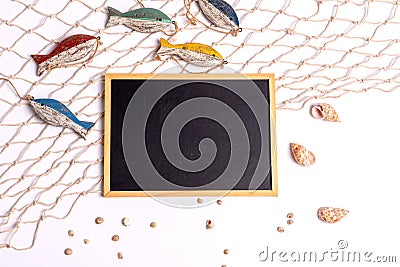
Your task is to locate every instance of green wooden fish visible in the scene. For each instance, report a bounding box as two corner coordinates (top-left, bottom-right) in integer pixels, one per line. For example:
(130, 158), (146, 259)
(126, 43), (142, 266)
(106, 7), (176, 33)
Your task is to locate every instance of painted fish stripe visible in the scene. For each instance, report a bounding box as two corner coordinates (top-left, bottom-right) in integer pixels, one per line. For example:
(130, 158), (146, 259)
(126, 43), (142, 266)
(157, 46), (224, 67)
(36, 38), (97, 75)
(107, 16), (170, 32)
(199, 1), (238, 31)
(31, 103), (91, 137)
(56, 35), (96, 53)
(32, 98), (88, 127)
(159, 38), (224, 59)
(44, 35), (96, 58)
(107, 7), (172, 23)
(207, 0), (239, 26)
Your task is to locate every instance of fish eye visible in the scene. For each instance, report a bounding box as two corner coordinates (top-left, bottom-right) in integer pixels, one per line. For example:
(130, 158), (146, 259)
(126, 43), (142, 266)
(83, 40), (87, 43)
(212, 54), (215, 57)
(157, 18), (162, 21)
(229, 17), (233, 21)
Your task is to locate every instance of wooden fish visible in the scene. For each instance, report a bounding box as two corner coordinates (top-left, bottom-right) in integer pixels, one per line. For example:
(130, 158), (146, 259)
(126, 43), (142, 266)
(0, 78), (95, 139)
(32, 34), (102, 76)
(290, 143), (315, 167)
(106, 7), (176, 33)
(197, 0), (241, 33)
(156, 38), (226, 67)
(311, 103), (340, 122)
(30, 98), (95, 138)
(317, 207), (349, 224)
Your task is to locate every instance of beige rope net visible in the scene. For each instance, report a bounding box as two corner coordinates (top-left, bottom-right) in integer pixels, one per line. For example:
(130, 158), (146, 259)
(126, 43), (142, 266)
(0, 0), (399, 250)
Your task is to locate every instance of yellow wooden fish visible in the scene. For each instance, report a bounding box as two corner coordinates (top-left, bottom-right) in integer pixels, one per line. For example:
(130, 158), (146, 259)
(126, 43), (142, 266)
(156, 38), (226, 67)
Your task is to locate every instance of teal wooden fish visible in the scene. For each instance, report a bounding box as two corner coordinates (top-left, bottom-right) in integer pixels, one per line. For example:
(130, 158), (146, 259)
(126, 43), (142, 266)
(106, 7), (177, 34)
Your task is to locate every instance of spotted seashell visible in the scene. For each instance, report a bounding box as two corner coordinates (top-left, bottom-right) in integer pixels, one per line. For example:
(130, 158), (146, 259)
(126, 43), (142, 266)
(290, 143), (315, 167)
(317, 207), (349, 224)
(311, 103), (340, 122)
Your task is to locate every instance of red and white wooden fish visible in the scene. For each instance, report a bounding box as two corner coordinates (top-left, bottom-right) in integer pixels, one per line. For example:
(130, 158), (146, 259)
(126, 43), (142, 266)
(31, 34), (102, 76)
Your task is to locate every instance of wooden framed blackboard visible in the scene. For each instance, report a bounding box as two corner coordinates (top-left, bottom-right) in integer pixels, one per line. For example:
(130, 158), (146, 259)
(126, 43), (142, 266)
(104, 74), (277, 197)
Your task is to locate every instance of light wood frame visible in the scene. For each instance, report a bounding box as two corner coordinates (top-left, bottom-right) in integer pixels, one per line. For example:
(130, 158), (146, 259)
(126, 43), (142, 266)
(104, 73), (277, 197)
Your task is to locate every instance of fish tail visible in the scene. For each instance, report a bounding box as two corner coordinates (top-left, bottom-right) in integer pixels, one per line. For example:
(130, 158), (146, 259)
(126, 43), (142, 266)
(108, 6), (123, 17)
(79, 121), (95, 131)
(157, 38), (177, 57)
(106, 7), (123, 27)
(31, 54), (51, 64)
(32, 55), (50, 76)
(160, 38), (174, 48)
(78, 121), (95, 139)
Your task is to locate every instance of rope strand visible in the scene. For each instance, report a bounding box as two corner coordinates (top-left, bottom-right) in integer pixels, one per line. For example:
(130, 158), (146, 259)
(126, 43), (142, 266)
(0, 78), (33, 101)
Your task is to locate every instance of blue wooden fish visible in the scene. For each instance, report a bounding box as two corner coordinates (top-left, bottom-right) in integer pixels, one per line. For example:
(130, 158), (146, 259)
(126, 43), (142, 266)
(196, 0), (241, 34)
(1, 78), (94, 139)
(30, 98), (95, 139)
(106, 7), (176, 33)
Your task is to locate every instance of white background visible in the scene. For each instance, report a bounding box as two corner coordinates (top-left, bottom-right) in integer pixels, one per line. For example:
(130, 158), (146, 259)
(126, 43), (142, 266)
(2, 89), (400, 267)
(1, 0), (400, 266)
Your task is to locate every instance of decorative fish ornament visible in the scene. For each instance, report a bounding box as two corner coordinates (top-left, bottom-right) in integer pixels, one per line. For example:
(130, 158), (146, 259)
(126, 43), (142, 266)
(0, 78), (95, 139)
(32, 34), (102, 76)
(311, 103), (340, 122)
(290, 143), (315, 167)
(156, 38), (227, 67)
(317, 207), (349, 224)
(106, 7), (178, 35)
(30, 98), (95, 138)
(185, 0), (241, 35)
(198, 0), (240, 31)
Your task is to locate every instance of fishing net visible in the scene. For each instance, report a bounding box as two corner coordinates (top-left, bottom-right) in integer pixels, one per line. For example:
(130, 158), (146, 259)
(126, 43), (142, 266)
(0, 0), (399, 250)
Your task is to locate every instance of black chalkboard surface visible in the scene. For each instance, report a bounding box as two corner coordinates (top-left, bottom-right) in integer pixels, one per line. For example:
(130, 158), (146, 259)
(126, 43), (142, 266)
(104, 74), (277, 197)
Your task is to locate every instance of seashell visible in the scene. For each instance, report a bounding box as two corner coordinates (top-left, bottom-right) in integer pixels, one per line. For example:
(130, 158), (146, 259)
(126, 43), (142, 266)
(206, 219), (214, 229)
(95, 217), (104, 224)
(122, 217), (130, 226)
(290, 143), (315, 167)
(311, 103), (340, 122)
(317, 207), (349, 224)
(64, 248), (73, 255)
